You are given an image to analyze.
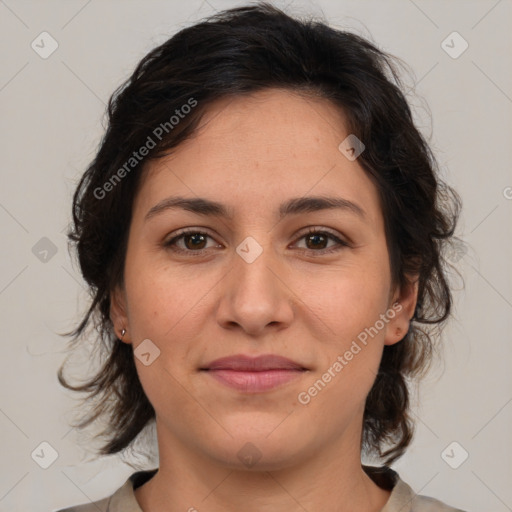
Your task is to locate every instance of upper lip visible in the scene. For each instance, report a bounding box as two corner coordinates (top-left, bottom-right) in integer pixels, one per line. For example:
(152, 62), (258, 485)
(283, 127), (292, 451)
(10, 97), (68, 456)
(201, 354), (307, 371)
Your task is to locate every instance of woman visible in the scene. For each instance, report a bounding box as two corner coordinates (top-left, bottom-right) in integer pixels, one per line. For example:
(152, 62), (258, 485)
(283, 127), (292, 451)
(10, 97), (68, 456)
(56, 3), (466, 511)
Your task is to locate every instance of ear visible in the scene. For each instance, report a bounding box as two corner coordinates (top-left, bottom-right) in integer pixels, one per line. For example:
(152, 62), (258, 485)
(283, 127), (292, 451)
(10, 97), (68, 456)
(384, 275), (419, 346)
(110, 285), (131, 344)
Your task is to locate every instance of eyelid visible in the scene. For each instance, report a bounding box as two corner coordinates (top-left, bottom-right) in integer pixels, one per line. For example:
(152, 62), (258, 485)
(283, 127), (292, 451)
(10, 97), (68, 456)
(163, 227), (221, 253)
(295, 226), (348, 243)
(292, 226), (350, 253)
(164, 226), (350, 255)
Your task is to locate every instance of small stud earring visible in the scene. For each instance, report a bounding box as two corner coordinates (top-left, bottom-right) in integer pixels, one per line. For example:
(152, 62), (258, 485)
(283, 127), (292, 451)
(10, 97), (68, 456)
(121, 328), (126, 339)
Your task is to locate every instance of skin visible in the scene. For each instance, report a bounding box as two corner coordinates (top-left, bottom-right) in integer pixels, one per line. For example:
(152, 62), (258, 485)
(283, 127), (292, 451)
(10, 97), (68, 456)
(111, 88), (418, 512)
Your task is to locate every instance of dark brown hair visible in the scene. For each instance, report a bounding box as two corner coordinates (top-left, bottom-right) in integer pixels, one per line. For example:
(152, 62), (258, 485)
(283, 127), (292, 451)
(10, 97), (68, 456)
(58, 2), (462, 465)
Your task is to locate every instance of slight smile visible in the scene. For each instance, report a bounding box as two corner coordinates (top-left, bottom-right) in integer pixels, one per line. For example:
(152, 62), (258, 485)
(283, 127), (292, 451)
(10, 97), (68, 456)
(200, 354), (309, 393)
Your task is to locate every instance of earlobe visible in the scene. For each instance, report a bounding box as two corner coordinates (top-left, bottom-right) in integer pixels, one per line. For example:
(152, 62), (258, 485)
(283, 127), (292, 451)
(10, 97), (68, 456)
(110, 286), (131, 344)
(384, 276), (419, 346)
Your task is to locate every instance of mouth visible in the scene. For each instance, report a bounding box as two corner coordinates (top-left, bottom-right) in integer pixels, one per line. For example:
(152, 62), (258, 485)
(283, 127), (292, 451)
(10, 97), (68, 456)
(200, 354), (308, 393)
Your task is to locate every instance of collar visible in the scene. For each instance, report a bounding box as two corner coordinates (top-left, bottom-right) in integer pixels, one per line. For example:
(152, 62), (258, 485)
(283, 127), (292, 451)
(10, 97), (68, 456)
(106, 465), (417, 512)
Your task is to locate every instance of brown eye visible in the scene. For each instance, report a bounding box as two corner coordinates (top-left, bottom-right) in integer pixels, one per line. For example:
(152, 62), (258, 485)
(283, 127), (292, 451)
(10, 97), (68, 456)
(164, 227), (348, 257)
(165, 230), (220, 255)
(182, 233), (208, 250)
(305, 232), (329, 250)
(294, 228), (349, 255)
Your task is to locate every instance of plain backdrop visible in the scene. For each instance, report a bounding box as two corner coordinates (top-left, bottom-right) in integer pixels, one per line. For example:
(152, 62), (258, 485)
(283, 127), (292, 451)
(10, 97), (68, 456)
(0, 1), (511, 511)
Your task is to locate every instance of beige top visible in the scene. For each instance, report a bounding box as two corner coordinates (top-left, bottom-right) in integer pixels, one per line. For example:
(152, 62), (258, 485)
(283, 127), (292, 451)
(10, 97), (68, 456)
(55, 466), (466, 512)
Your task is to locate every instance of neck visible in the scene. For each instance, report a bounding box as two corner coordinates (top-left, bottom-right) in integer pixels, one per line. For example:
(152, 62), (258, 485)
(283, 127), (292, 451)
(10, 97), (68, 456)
(134, 422), (391, 512)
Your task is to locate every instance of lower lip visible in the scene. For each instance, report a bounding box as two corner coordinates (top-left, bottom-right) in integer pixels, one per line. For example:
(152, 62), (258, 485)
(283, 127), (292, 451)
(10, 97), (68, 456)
(204, 369), (305, 392)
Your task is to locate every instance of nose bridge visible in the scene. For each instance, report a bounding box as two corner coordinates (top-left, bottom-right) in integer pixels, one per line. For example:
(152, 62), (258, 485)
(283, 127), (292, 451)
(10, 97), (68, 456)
(217, 234), (293, 334)
(233, 234), (281, 306)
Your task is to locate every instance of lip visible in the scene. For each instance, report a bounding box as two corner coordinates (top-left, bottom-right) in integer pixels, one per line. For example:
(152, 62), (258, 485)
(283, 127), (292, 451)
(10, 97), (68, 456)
(200, 354), (307, 393)
(202, 354), (306, 371)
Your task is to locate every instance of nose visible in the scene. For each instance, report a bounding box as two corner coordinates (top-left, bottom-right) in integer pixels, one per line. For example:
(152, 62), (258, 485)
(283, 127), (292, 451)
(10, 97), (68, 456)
(216, 242), (295, 337)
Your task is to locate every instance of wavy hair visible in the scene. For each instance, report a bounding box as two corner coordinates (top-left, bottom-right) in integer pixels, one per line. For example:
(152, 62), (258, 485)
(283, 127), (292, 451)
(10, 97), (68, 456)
(58, 2), (462, 465)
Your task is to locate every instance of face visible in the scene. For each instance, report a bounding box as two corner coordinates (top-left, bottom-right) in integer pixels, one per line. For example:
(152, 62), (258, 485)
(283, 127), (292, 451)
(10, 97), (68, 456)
(111, 88), (418, 471)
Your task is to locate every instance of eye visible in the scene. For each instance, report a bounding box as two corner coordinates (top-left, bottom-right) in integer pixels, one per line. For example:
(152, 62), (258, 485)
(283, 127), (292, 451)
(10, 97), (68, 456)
(164, 229), (220, 255)
(164, 227), (349, 256)
(292, 227), (349, 255)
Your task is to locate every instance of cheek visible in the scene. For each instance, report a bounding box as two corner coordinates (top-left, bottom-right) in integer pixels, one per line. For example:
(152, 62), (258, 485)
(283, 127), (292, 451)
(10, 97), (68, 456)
(305, 266), (391, 339)
(300, 266), (390, 395)
(124, 267), (204, 412)
(124, 257), (203, 339)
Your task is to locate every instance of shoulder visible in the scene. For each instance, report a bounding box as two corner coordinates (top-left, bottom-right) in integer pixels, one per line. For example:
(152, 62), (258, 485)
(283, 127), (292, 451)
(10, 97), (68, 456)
(393, 474), (467, 512)
(53, 468), (157, 512)
(363, 465), (467, 512)
(53, 494), (110, 512)
(411, 493), (467, 511)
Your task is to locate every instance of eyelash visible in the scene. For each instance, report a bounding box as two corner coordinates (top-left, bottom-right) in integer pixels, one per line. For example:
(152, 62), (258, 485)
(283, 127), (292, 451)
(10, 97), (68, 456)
(164, 227), (349, 257)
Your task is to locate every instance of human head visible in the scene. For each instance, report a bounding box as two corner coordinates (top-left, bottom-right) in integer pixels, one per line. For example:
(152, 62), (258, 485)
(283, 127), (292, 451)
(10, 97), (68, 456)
(59, 2), (461, 465)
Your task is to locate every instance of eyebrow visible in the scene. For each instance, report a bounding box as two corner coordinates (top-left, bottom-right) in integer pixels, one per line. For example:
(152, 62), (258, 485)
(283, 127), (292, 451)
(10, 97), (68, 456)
(144, 195), (367, 222)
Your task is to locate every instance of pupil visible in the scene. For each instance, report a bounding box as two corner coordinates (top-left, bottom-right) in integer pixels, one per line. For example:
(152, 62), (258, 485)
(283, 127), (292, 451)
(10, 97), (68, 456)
(308, 234), (326, 249)
(187, 234), (205, 249)
(184, 233), (327, 251)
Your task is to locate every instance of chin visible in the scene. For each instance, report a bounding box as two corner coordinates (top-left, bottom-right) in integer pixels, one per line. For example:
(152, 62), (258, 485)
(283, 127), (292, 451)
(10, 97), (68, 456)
(205, 424), (312, 472)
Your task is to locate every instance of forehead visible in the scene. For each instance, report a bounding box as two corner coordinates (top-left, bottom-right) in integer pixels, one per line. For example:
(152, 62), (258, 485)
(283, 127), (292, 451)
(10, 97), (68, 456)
(135, 88), (383, 230)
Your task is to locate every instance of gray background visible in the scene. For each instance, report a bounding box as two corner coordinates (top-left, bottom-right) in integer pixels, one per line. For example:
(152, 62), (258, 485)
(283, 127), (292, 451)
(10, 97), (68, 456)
(0, 0), (511, 511)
